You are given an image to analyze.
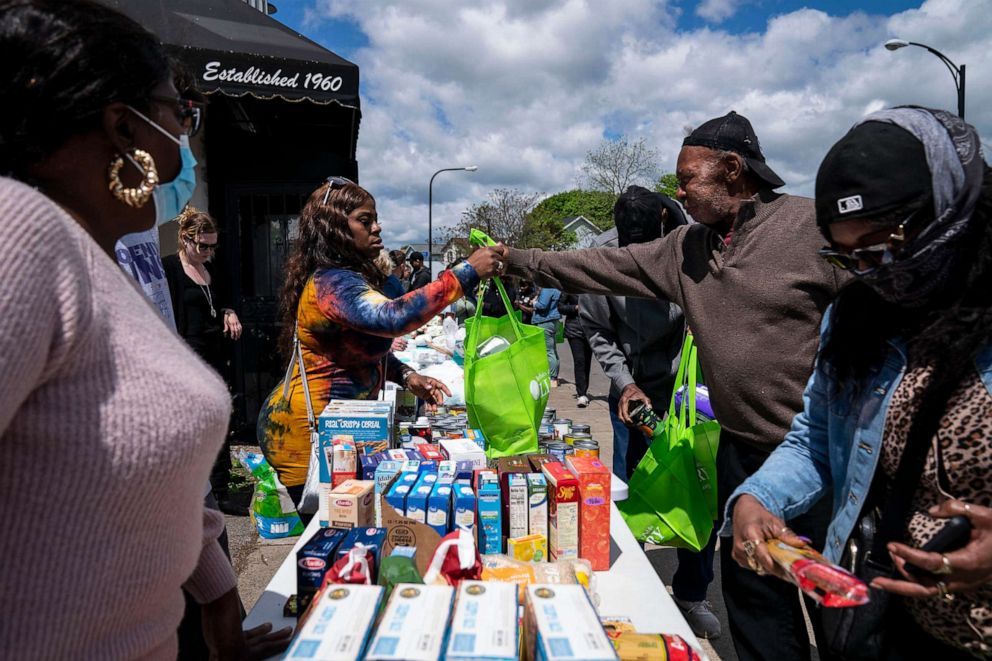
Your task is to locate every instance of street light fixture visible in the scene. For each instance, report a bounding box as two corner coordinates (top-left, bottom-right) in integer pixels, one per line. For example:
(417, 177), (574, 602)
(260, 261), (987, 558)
(428, 166), (478, 278)
(884, 38), (966, 119)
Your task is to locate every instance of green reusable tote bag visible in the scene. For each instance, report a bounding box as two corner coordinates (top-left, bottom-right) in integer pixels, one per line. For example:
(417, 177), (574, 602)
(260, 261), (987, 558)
(617, 333), (720, 550)
(463, 230), (550, 459)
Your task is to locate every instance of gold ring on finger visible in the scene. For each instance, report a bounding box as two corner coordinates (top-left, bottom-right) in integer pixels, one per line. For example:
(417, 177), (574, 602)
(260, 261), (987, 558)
(936, 581), (955, 602)
(933, 555), (953, 576)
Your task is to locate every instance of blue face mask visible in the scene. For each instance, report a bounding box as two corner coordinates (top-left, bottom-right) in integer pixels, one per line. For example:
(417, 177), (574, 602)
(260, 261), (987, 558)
(126, 105), (198, 224)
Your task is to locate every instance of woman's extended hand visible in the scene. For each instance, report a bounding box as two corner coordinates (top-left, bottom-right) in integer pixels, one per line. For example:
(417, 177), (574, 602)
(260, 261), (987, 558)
(732, 494), (809, 581)
(467, 246), (507, 279)
(201, 588), (293, 660)
(873, 500), (992, 599)
(405, 373), (452, 411)
(222, 309), (243, 340)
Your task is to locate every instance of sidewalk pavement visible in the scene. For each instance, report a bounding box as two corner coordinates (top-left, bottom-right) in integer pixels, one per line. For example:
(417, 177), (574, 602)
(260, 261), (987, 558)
(226, 340), (737, 660)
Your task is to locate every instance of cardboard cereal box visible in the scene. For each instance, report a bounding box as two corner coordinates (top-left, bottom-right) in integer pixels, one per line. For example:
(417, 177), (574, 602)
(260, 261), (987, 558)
(540, 462), (579, 561)
(566, 456), (611, 570)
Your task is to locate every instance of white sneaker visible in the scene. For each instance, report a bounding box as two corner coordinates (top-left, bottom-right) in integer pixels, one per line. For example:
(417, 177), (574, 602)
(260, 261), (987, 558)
(576, 395), (590, 408)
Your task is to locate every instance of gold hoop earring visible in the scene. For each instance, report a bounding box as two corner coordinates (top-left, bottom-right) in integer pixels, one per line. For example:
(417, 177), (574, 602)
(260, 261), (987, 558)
(108, 148), (158, 208)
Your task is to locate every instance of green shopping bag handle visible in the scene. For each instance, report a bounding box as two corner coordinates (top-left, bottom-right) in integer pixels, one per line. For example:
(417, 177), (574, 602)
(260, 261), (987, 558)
(668, 332), (693, 427)
(465, 228), (525, 360)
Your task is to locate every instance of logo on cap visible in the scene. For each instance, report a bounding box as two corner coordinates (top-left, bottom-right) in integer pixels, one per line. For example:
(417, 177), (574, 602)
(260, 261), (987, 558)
(837, 195), (863, 214)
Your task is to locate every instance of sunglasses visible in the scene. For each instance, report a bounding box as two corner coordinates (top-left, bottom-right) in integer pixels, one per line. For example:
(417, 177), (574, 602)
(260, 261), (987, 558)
(322, 175), (356, 205)
(150, 94), (204, 137)
(189, 239), (218, 253)
(818, 204), (931, 274)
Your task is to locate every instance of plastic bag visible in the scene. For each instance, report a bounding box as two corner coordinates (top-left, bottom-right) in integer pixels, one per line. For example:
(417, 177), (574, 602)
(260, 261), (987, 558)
(236, 450), (305, 539)
(419, 361), (466, 406)
(765, 539), (870, 607)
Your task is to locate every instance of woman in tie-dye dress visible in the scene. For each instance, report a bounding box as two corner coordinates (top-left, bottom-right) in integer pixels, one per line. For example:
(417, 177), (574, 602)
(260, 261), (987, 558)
(258, 178), (504, 512)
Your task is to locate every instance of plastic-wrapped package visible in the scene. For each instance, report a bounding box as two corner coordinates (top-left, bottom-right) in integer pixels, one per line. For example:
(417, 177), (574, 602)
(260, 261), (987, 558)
(480, 554), (598, 605)
(236, 450), (304, 539)
(765, 539), (870, 607)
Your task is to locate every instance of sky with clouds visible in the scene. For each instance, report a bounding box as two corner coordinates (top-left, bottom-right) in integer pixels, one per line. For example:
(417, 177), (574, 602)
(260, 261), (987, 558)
(274, 0), (991, 248)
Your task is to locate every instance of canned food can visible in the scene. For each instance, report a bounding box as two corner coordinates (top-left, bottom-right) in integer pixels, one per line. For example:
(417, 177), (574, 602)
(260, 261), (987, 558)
(563, 432), (592, 446)
(573, 440), (600, 458)
(543, 408), (557, 420)
(571, 423), (591, 435)
(539, 423), (555, 436)
(552, 418), (572, 439)
(547, 442), (574, 464)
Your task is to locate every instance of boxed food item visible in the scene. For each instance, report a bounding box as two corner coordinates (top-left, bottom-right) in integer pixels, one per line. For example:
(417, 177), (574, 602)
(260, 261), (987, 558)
(388, 449), (411, 462)
(319, 400), (392, 459)
(317, 434), (353, 526)
(541, 462), (579, 561)
(404, 473), (436, 523)
(477, 477), (503, 555)
(528, 454), (556, 472)
(451, 481), (476, 533)
(508, 533), (547, 563)
(445, 580), (519, 661)
(374, 460), (402, 527)
(360, 453), (381, 480)
(566, 456), (611, 570)
(331, 436), (357, 488)
(427, 480), (452, 536)
(417, 443), (444, 462)
(473, 467), (498, 492)
(385, 472), (418, 516)
(465, 428), (486, 449)
(284, 584), (384, 660)
(610, 633), (701, 661)
(527, 473), (549, 539)
(325, 480), (375, 530)
(296, 527), (349, 616)
(525, 584), (618, 661)
(366, 584), (455, 661)
(439, 437), (487, 469)
(336, 526), (388, 582)
(507, 473), (529, 539)
(400, 459), (422, 474)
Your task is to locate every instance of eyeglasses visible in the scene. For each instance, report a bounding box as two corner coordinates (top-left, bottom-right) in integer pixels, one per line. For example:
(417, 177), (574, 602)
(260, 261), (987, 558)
(818, 205), (928, 274)
(321, 175), (356, 205)
(150, 94), (204, 137)
(189, 239), (218, 253)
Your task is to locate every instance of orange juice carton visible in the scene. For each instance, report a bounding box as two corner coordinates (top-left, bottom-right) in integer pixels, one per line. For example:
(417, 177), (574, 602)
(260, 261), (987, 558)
(507, 473), (529, 540)
(540, 462), (579, 561)
(508, 533), (547, 563)
(325, 479), (375, 529)
(527, 473), (549, 539)
(366, 584), (455, 661)
(283, 584), (384, 660)
(525, 584), (618, 661)
(445, 581), (518, 661)
(566, 456), (611, 570)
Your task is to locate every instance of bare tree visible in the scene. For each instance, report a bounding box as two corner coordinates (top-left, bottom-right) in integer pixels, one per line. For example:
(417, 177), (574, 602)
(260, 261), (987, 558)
(581, 136), (660, 196)
(440, 188), (543, 246)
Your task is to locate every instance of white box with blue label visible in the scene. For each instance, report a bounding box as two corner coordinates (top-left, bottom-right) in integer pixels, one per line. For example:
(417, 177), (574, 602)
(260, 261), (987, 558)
(366, 584), (454, 661)
(427, 480), (452, 536)
(284, 583), (384, 661)
(451, 481), (476, 534)
(404, 472), (436, 523)
(525, 584), (618, 661)
(446, 581), (518, 661)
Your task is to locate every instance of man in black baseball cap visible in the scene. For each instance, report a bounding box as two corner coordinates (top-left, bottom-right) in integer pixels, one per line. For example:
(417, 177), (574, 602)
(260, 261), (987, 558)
(492, 109), (848, 658)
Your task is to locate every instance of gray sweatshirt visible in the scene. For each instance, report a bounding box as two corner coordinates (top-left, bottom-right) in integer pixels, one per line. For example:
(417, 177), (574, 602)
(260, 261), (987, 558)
(578, 228), (685, 405)
(507, 190), (848, 451)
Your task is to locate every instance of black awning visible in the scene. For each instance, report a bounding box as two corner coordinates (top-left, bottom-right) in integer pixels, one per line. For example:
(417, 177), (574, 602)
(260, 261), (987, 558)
(102, 0), (360, 108)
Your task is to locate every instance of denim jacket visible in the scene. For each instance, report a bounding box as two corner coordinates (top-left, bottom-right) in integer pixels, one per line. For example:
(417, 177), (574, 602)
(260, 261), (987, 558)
(531, 287), (562, 324)
(722, 309), (992, 563)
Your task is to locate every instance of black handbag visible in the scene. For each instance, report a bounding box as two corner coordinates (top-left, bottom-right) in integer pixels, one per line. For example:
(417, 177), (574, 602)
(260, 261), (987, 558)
(822, 378), (956, 660)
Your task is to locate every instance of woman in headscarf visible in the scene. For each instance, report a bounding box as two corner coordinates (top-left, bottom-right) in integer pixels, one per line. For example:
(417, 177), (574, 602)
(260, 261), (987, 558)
(729, 107), (991, 658)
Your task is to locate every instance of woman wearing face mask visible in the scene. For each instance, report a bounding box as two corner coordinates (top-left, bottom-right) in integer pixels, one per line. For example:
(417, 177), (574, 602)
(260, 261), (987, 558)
(0, 1), (289, 658)
(729, 107), (991, 658)
(257, 177), (504, 516)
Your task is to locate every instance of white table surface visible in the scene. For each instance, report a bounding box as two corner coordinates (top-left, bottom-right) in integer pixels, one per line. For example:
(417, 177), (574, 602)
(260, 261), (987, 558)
(245, 476), (705, 659)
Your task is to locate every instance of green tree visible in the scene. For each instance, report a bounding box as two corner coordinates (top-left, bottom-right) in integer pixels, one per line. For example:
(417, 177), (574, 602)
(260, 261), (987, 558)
(655, 172), (679, 199)
(528, 189), (617, 231)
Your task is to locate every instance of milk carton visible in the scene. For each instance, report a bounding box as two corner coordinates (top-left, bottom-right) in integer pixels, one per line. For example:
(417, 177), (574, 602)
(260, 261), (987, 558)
(366, 584), (455, 661)
(507, 473), (529, 540)
(527, 473), (549, 539)
(427, 480), (452, 536)
(446, 581), (518, 661)
(451, 481), (476, 534)
(284, 584), (384, 660)
(525, 584), (618, 661)
(385, 472), (418, 516)
(540, 462), (579, 561)
(404, 473), (435, 523)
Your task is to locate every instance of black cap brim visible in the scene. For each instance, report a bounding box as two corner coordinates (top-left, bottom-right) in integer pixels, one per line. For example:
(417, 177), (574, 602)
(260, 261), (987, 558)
(746, 157), (785, 189)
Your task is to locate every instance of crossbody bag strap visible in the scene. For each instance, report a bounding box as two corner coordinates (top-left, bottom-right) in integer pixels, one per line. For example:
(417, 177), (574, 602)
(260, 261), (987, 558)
(294, 323), (318, 438)
(870, 376), (958, 562)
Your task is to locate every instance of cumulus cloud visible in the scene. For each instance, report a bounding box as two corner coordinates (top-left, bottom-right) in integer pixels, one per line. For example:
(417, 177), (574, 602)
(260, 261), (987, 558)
(696, 0), (743, 23)
(301, 0), (991, 249)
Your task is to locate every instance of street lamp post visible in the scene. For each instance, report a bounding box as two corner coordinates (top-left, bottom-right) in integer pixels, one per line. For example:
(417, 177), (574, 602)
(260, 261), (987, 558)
(428, 165), (478, 278)
(885, 38), (966, 119)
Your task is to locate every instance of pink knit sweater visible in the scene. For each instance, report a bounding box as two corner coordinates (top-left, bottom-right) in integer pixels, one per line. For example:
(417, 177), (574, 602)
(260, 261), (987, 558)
(0, 178), (238, 659)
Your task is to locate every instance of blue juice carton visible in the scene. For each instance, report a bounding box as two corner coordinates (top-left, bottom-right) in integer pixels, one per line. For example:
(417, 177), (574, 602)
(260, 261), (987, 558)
(451, 481), (476, 534)
(404, 473), (435, 523)
(477, 477), (503, 554)
(427, 480), (452, 536)
(296, 527), (348, 617)
(385, 472), (418, 517)
(360, 453), (381, 480)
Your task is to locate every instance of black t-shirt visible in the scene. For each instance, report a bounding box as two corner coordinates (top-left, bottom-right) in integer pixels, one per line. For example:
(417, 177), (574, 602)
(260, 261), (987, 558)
(162, 254), (231, 371)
